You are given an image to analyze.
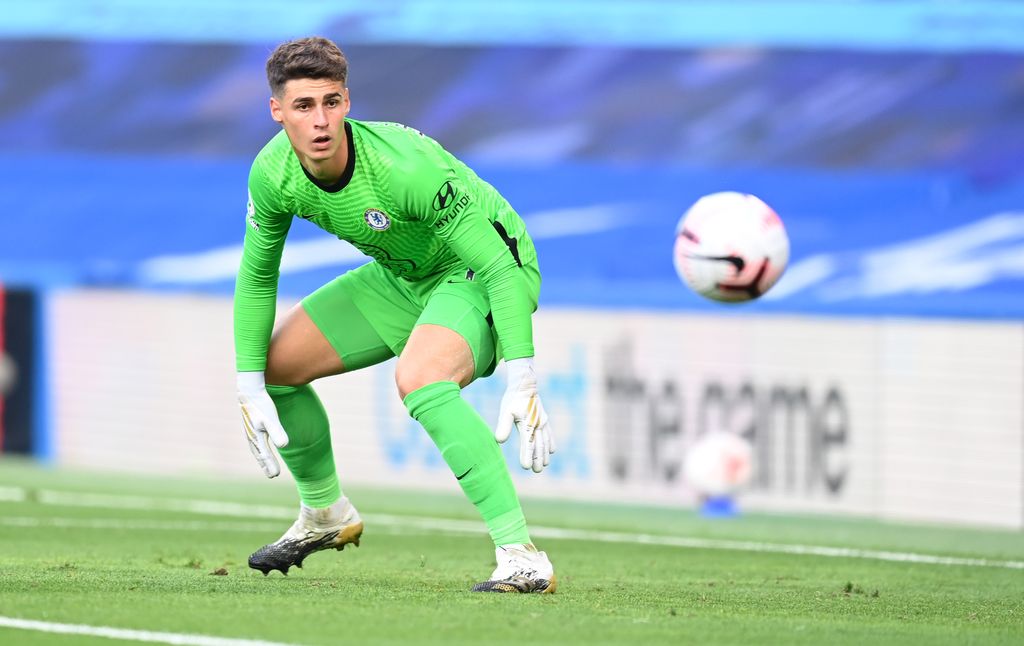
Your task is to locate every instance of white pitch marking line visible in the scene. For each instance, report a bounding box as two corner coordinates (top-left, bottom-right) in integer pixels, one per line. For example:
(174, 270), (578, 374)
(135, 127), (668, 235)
(0, 516), (284, 532)
(0, 516), (461, 538)
(0, 616), (302, 646)
(4, 487), (1023, 570)
(0, 485), (27, 501)
(524, 525), (1024, 570)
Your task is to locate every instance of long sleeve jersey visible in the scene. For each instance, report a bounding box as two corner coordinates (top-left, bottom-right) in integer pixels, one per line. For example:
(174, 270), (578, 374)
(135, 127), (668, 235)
(234, 118), (539, 372)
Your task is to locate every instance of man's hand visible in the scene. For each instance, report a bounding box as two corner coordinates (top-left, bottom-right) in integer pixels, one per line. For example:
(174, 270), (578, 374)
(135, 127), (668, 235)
(237, 371), (289, 478)
(494, 357), (556, 473)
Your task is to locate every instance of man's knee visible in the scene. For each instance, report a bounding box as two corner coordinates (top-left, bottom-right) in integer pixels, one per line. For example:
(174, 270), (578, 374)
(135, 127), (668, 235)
(396, 358), (471, 400)
(394, 361), (431, 400)
(396, 325), (477, 399)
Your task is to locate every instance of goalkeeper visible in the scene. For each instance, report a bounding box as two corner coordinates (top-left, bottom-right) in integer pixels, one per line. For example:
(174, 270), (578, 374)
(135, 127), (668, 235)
(235, 37), (556, 593)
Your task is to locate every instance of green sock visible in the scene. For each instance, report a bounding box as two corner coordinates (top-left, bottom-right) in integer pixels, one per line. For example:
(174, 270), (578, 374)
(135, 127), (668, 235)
(266, 384), (342, 508)
(404, 381), (531, 546)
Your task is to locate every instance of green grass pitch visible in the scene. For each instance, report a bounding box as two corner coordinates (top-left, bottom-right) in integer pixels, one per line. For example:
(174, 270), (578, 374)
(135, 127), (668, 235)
(0, 458), (1021, 645)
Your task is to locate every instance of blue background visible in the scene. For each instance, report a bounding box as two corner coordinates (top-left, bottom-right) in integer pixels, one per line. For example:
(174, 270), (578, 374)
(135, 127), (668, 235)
(2, 4), (1023, 319)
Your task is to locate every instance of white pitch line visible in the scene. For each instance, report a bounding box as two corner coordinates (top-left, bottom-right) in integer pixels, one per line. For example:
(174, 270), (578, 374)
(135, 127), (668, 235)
(0, 516), (284, 533)
(0, 516), (466, 538)
(4, 486), (1023, 570)
(523, 525), (1024, 570)
(0, 616), (302, 646)
(35, 489), (295, 520)
(0, 485), (27, 502)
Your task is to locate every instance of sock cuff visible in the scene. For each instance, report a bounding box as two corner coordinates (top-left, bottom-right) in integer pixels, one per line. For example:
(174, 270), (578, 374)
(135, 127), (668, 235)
(265, 383), (304, 397)
(403, 380), (461, 420)
(489, 508), (531, 546)
(297, 473), (342, 509)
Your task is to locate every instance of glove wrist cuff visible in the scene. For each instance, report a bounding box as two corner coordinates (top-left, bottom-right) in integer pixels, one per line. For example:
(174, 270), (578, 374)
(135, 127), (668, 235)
(504, 357), (536, 386)
(237, 370), (267, 393)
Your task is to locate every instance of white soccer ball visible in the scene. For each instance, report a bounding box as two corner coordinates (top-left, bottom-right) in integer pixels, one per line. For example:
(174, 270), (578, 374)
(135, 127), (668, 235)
(673, 191), (790, 302)
(683, 432), (754, 498)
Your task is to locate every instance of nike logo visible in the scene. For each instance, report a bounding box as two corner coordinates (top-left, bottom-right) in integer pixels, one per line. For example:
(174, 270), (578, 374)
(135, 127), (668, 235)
(455, 467), (474, 480)
(685, 253), (745, 272)
(446, 270), (475, 284)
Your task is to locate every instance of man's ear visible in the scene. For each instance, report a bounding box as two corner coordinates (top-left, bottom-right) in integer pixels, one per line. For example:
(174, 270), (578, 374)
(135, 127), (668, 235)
(269, 96), (283, 124)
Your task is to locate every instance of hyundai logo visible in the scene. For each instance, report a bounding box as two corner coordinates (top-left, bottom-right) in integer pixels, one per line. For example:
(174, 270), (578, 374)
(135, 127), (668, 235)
(433, 181), (457, 210)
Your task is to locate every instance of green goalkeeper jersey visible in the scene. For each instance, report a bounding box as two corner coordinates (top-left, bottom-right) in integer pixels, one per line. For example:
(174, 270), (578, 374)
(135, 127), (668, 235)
(234, 118), (539, 372)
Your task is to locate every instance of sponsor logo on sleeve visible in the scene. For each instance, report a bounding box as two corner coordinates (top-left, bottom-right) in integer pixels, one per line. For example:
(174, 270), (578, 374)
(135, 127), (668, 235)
(432, 180), (471, 230)
(364, 208), (391, 231)
(433, 181), (457, 210)
(246, 191), (260, 231)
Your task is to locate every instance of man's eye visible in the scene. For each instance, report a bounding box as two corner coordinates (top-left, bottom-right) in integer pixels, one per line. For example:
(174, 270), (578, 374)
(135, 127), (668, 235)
(327, 99), (339, 107)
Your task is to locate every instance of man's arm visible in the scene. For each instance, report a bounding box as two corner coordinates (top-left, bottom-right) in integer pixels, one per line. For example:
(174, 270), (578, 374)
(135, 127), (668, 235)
(234, 164), (294, 477)
(434, 206), (534, 359)
(234, 171), (293, 371)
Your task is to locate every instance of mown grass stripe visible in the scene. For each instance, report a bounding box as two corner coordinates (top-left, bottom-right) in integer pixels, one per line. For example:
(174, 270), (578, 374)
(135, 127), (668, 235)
(4, 487), (1022, 571)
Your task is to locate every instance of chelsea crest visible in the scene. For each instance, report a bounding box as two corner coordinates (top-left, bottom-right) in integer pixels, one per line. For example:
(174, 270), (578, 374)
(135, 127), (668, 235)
(364, 208), (390, 231)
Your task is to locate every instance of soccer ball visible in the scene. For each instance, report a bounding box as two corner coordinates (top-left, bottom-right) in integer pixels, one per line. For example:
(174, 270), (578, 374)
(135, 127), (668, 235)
(683, 432), (754, 498)
(673, 191), (789, 302)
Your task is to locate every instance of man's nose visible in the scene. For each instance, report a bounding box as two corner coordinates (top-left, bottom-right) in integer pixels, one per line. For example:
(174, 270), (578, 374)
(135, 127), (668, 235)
(314, 105), (329, 126)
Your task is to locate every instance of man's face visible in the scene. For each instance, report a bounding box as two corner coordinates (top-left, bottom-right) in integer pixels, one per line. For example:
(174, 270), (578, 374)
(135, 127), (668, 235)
(270, 78), (350, 162)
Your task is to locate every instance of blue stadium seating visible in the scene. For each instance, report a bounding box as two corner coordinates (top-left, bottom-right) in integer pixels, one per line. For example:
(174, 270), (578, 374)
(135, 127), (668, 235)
(2, 39), (1022, 319)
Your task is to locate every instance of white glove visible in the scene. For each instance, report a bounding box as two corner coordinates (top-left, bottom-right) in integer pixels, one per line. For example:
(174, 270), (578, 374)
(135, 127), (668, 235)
(237, 371), (289, 478)
(494, 357), (556, 473)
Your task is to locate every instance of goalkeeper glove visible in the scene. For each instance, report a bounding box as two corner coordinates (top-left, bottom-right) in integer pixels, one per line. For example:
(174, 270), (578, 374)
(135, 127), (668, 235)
(494, 357), (556, 473)
(237, 371), (289, 478)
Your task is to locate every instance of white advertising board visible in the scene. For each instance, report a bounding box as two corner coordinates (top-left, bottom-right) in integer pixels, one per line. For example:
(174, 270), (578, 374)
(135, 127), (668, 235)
(48, 291), (1023, 528)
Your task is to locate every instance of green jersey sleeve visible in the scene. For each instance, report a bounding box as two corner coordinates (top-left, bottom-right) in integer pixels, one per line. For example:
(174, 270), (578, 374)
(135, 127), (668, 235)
(391, 137), (536, 359)
(234, 160), (293, 372)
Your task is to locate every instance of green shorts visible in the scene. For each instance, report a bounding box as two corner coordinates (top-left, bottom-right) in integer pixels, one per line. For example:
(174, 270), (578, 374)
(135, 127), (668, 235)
(301, 261), (538, 381)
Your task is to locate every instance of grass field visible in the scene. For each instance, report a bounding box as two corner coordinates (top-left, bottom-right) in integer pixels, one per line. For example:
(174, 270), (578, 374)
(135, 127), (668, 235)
(0, 458), (1021, 645)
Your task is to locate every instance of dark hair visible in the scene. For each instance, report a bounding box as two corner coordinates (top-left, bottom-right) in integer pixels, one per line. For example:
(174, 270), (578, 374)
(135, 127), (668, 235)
(266, 37), (348, 97)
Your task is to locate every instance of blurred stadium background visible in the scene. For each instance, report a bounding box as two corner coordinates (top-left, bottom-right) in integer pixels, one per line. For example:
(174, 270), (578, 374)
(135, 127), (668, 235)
(2, 0), (1024, 568)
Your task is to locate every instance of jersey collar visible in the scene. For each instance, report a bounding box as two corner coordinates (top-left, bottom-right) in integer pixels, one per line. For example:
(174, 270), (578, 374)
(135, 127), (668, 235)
(301, 120), (355, 193)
